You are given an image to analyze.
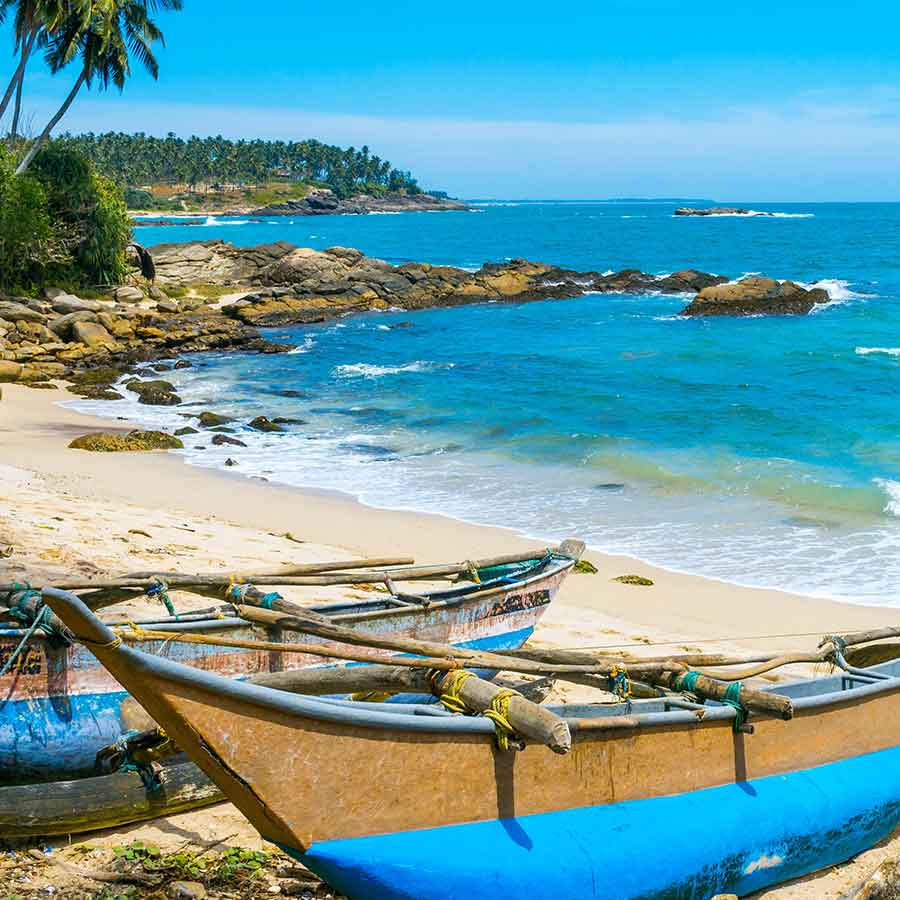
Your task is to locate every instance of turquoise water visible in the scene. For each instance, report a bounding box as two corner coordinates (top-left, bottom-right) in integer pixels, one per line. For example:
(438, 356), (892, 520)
(84, 203), (900, 603)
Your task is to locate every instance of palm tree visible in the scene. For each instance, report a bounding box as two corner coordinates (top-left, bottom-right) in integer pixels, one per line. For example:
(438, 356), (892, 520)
(15, 0), (181, 175)
(0, 0), (87, 132)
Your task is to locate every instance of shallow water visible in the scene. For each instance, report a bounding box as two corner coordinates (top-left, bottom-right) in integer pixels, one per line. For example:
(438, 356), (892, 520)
(78, 202), (900, 605)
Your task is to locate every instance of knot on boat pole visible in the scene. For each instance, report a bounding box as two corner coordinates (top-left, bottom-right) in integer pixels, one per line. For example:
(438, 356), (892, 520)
(95, 727), (178, 792)
(820, 634), (850, 671)
(146, 576), (176, 618)
(607, 665), (632, 712)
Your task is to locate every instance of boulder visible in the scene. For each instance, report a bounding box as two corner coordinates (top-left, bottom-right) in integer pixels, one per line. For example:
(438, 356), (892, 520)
(156, 298), (181, 313)
(248, 415), (284, 432)
(681, 277), (830, 317)
(69, 430), (184, 451)
(49, 311), (98, 339)
(71, 320), (115, 348)
(51, 294), (103, 314)
(125, 379), (182, 406)
(113, 285), (146, 304)
(149, 239), (295, 285)
(0, 301), (46, 323)
(0, 360), (23, 382)
(174, 426), (198, 436)
(212, 433), (247, 447)
(195, 411), (232, 427)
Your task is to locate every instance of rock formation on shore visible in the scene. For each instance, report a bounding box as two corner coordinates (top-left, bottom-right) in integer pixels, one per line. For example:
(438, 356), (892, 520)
(0, 240), (834, 390)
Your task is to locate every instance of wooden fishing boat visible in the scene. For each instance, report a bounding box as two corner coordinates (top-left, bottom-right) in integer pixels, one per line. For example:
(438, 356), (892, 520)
(0, 546), (579, 780)
(43, 586), (900, 899)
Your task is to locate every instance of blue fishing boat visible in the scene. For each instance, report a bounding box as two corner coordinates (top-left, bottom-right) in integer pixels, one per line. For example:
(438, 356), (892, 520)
(0, 545), (579, 780)
(42, 584), (900, 899)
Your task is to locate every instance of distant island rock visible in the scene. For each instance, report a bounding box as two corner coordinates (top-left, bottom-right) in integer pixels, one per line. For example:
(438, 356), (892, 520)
(674, 207), (775, 217)
(681, 276), (830, 317)
(248, 188), (468, 217)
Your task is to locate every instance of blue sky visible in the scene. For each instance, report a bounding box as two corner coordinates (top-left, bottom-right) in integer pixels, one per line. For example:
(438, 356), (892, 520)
(11, 0), (900, 199)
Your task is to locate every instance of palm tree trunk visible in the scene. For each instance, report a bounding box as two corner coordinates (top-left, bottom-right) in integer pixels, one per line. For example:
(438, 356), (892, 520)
(15, 67), (87, 176)
(9, 32), (36, 143)
(0, 28), (38, 123)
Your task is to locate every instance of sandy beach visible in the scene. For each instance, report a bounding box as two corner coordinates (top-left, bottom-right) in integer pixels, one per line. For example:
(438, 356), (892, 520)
(3, 381), (900, 898)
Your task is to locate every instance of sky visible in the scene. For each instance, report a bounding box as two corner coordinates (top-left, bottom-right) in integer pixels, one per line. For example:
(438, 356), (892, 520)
(9, 0), (900, 200)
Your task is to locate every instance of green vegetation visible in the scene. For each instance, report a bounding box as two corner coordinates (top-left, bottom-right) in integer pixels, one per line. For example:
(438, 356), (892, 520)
(62, 131), (423, 200)
(112, 840), (271, 886)
(0, 142), (132, 290)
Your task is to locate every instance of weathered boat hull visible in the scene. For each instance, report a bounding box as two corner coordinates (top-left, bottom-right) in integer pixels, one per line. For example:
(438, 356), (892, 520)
(45, 587), (900, 899)
(2, 557), (571, 779)
(296, 747), (900, 899)
(0, 761), (221, 840)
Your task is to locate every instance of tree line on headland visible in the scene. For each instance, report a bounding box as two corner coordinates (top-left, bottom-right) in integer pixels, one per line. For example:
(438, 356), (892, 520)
(0, 0), (426, 292)
(62, 132), (423, 200)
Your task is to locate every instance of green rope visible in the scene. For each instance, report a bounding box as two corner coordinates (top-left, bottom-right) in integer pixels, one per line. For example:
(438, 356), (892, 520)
(673, 670), (700, 694)
(0, 603), (48, 678)
(722, 681), (748, 732)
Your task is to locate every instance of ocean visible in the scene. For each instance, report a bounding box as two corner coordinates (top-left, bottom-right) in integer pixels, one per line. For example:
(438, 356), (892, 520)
(72, 201), (900, 605)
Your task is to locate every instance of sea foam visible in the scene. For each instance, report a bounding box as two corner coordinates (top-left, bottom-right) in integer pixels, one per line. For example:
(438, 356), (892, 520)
(856, 347), (900, 357)
(333, 361), (454, 379)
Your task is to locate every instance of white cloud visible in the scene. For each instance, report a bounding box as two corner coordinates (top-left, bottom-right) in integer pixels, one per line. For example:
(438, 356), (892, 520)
(18, 89), (900, 200)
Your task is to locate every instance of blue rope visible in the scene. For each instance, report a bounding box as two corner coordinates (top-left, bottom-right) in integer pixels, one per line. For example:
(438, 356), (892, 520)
(260, 592), (282, 610)
(146, 579), (176, 618)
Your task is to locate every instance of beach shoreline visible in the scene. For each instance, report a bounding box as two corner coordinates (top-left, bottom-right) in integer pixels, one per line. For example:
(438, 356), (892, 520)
(4, 381), (899, 650)
(5, 381), (900, 897)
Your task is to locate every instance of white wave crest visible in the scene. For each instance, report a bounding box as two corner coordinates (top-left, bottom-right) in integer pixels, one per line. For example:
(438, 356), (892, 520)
(876, 478), (900, 517)
(202, 216), (249, 226)
(333, 361), (454, 379)
(856, 347), (900, 357)
(798, 279), (873, 301)
(287, 335), (316, 354)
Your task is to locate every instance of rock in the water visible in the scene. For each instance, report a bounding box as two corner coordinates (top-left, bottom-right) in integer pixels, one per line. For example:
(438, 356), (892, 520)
(174, 360), (193, 369)
(0, 360), (23, 382)
(174, 426), (199, 435)
(212, 433), (247, 447)
(69, 430), (183, 451)
(195, 411), (232, 427)
(71, 320), (115, 348)
(248, 415), (284, 432)
(126, 379), (182, 406)
(681, 277), (829, 317)
(69, 384), (124, 400)
(674, 207), (771, 217)
(272, 416), (306, 425)
(224, 456), (238, 466)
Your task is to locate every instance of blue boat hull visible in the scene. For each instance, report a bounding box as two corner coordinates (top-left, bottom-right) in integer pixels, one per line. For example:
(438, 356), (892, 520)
(293, 746), (900, 900)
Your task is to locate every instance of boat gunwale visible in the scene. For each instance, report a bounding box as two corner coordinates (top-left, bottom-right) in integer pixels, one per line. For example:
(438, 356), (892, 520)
(2, 554), (573, 641)
(41, 589), (900, 737)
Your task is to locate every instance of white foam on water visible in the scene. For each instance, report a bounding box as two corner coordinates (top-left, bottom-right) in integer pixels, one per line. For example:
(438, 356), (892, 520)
(202, 216), (250, 226)
(333, 361), (455, 379)
(287, 335), (316, 354)
(856, 346), (900, 357)
(876, 478), (900, 516)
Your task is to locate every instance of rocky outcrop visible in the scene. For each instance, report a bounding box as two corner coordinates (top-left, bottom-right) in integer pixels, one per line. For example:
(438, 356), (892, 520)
(681, 277), (829, 317)
(211, 245), (730, 328)
(250, 188), (467, 217)
(674, 207), (774, 217)
(149, 240), (296, 286)
(69, 430), (184, 451)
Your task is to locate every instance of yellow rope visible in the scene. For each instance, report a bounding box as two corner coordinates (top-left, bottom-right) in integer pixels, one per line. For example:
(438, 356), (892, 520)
(350, 691), (395, 703)
(483, 688), (520, 752)
(438, 669), (475, 713)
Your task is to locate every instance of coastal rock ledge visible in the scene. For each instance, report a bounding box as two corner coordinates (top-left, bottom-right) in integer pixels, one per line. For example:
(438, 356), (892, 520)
(681, 277), (830, 317)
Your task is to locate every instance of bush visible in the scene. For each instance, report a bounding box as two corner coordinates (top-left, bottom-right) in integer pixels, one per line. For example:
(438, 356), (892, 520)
(0, 142), (133, 292)
(124, 187), (154, 208)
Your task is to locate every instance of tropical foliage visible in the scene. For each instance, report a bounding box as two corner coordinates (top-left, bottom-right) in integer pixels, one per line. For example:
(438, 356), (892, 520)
(61, 131), (423, 198)
(0, 142), (131, 289)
